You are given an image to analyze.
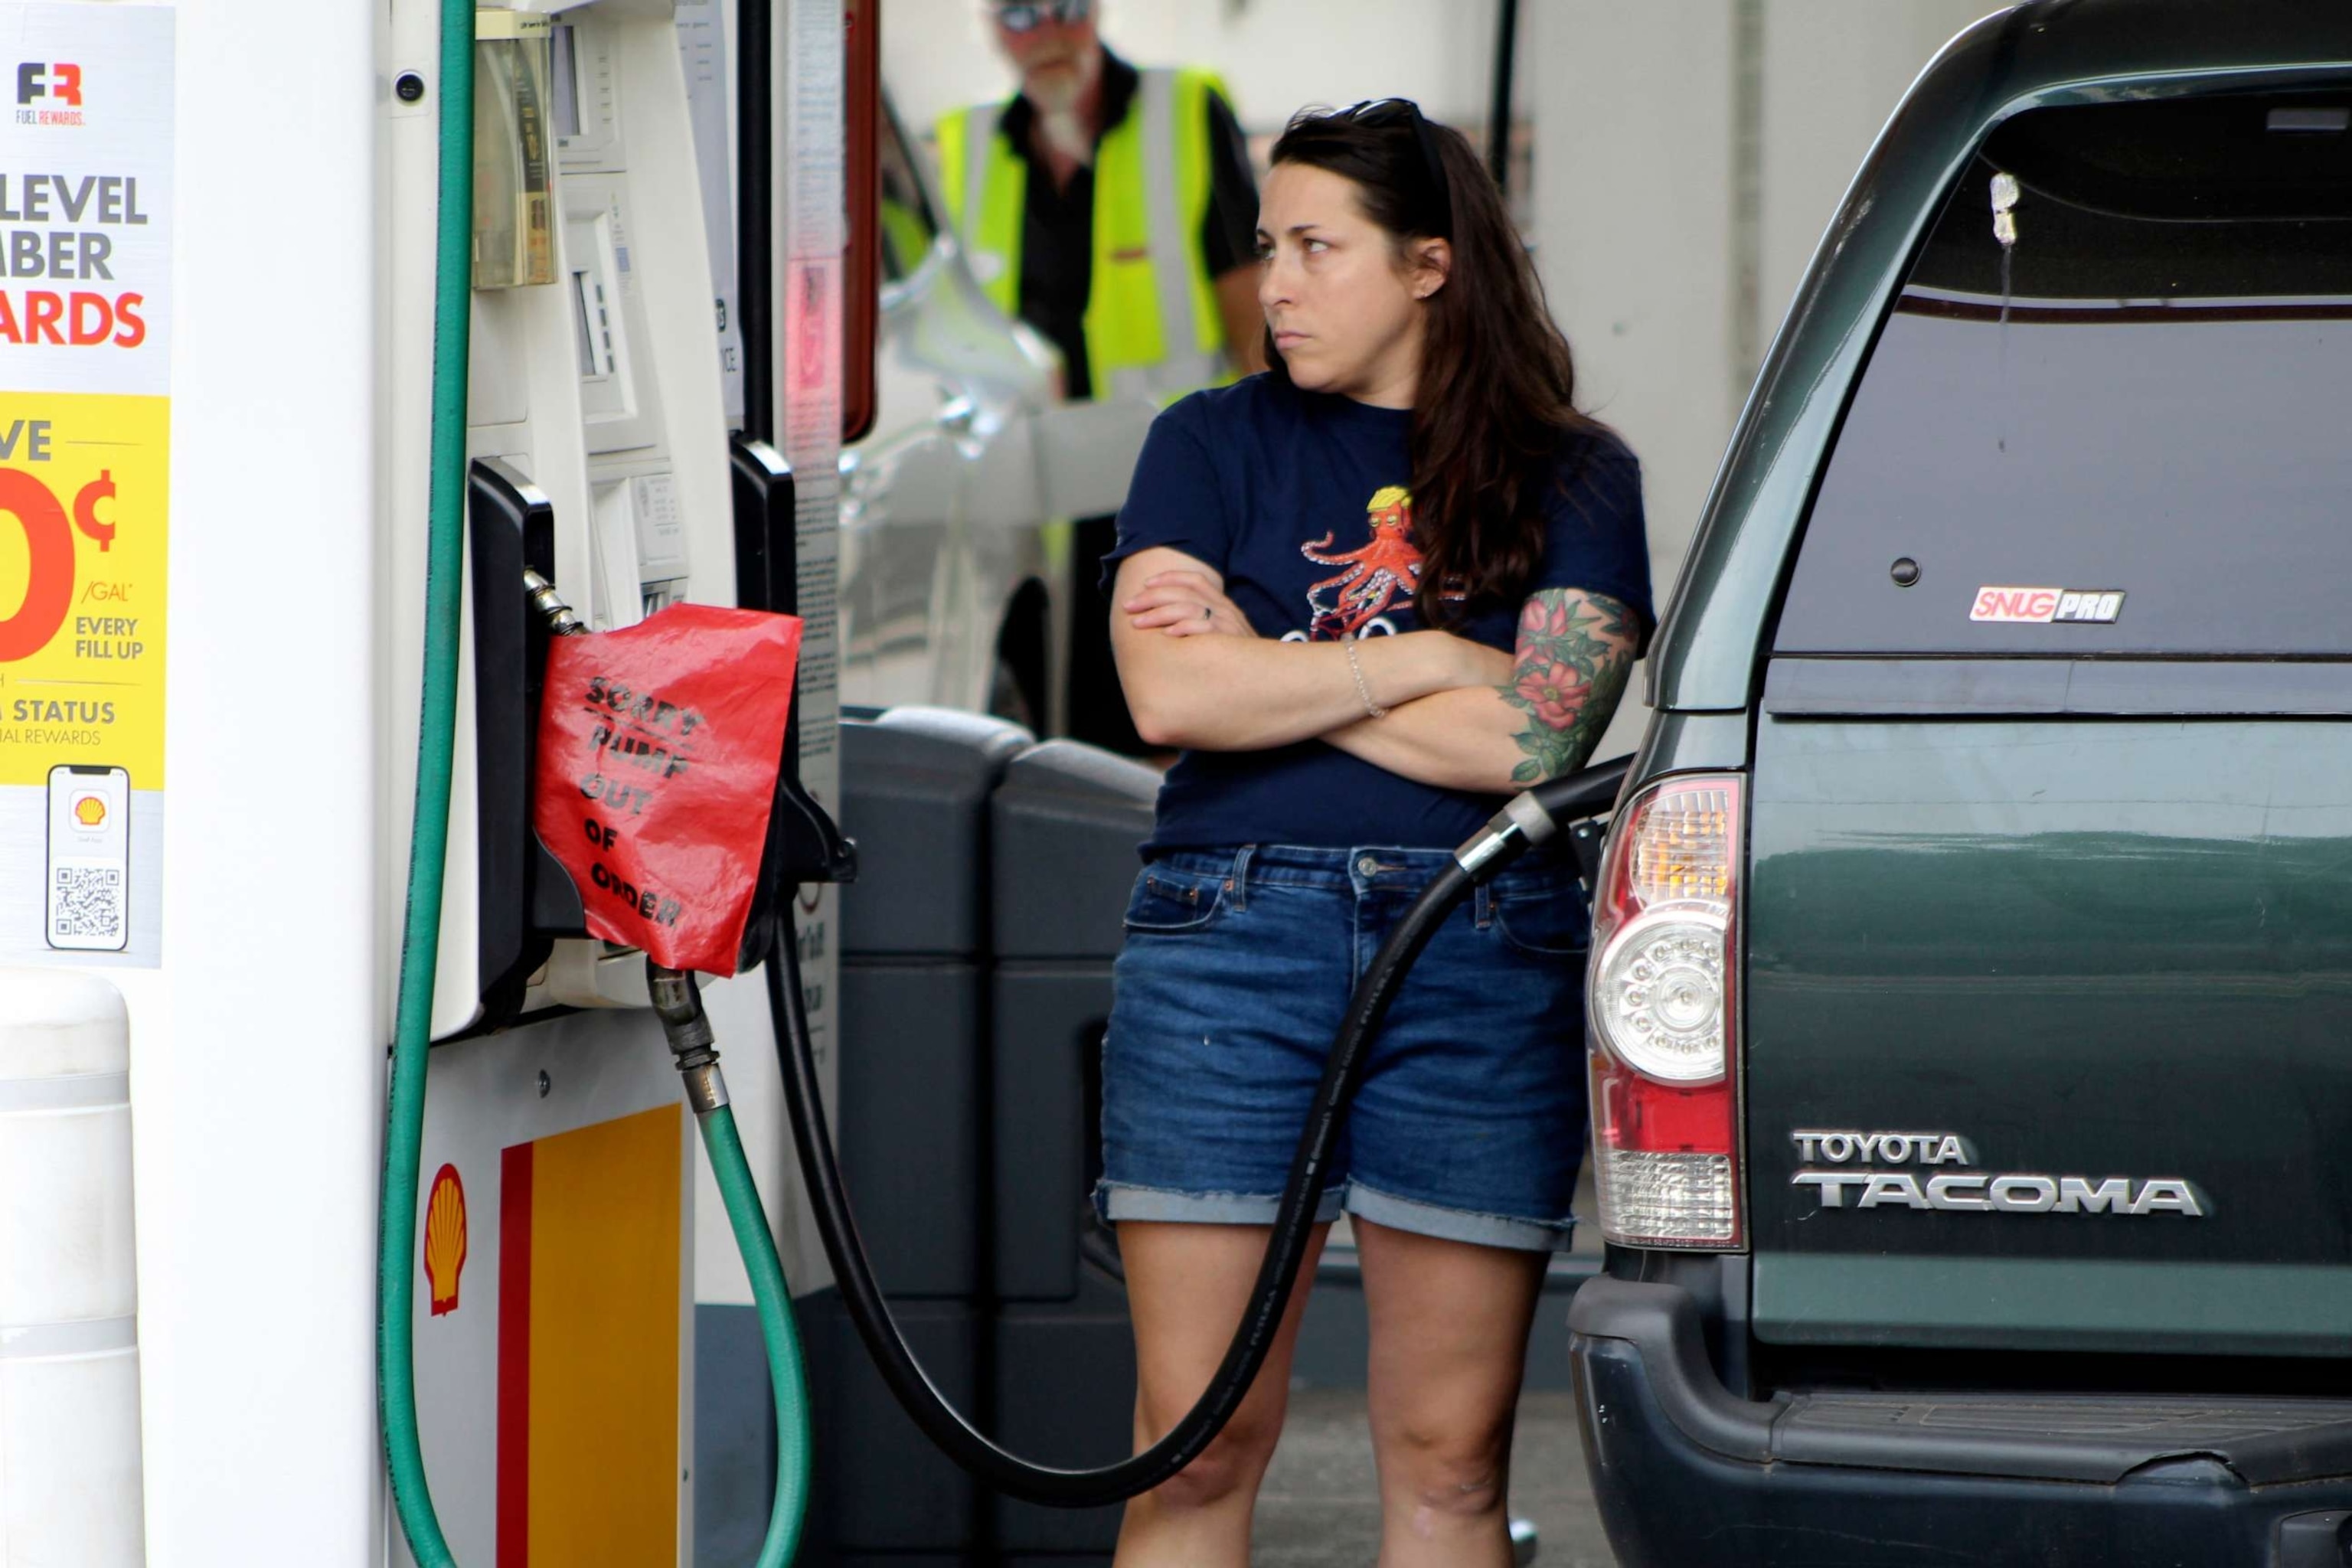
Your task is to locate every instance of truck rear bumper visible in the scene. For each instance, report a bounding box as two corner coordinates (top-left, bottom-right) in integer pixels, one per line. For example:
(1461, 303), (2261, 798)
(1569, 1276), (2352, 1567)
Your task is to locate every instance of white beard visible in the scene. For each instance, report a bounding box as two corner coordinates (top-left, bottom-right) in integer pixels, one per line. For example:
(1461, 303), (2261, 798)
(1025, 47), (1102, 166)
(1037, 108), (1095, 166)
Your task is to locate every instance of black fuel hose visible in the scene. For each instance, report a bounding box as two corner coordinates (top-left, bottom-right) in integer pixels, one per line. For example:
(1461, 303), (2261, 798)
(766, 756), (1630, 1508)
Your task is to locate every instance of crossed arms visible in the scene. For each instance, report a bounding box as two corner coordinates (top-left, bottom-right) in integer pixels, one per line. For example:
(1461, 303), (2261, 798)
(1107, 545), (1638, 794)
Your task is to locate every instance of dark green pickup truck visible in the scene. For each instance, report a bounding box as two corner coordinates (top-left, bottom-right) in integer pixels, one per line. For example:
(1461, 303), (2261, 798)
(1569, 5), (2352, 1563)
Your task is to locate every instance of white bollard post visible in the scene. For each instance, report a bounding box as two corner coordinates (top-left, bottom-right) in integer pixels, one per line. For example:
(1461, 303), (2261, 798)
(0, 969), (144, 1565)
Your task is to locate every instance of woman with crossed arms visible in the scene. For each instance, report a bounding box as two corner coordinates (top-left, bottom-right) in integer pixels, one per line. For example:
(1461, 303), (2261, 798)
(1096, 100), (1654, 1568)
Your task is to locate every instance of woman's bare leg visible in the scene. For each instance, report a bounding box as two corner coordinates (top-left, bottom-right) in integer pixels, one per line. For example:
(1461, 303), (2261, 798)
(1112, 1219), (1331, 1567)
(1357, 1217), (1549, 1568)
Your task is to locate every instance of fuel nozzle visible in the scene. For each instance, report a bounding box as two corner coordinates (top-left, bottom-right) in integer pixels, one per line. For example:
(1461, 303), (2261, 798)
(1452, 755), (1634, 884)
(648, 962), (730, 1115)
(519, 564), (852, 976)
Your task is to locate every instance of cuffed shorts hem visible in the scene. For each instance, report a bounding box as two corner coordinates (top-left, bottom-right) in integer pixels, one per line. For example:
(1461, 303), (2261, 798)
(1093, 1177), (1575, 1254)
(1343, 1179), (1576, 1254)
(1094, 1178), (1347, 1228)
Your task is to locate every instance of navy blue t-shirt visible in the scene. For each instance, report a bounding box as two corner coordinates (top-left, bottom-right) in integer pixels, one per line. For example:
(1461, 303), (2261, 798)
(1106, 374), (1655, 853)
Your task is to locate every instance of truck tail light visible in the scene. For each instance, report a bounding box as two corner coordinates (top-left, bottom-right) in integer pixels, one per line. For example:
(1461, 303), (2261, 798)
(1587, 775), (1744, 1250)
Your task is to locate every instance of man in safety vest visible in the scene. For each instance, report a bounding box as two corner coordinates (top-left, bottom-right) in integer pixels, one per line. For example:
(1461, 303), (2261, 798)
(937, 0), (1263, 752)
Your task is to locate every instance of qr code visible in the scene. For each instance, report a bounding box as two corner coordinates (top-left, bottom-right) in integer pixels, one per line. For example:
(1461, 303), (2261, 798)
(51, 864), (124, 941)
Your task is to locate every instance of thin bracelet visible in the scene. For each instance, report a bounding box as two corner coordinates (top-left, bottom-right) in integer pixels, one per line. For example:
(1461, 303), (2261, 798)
(1341, 633), (1388, 720)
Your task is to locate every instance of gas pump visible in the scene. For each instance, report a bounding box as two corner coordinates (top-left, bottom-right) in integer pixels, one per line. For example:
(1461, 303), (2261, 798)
(375, 1), (814, 1563)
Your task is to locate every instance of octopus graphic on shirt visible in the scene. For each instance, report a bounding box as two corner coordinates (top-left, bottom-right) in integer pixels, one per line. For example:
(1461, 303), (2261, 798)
(1282, 485), (1465, 642)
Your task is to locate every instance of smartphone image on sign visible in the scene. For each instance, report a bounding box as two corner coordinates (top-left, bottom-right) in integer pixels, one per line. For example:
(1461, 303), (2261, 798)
(46, 764), (131, 953)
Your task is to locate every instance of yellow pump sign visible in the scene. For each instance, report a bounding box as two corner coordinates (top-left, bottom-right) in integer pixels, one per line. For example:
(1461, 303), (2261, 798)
(0, 392), (168, 789)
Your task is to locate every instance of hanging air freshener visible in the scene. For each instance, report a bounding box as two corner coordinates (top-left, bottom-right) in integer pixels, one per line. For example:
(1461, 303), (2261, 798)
(1991, 169), (2020, 247)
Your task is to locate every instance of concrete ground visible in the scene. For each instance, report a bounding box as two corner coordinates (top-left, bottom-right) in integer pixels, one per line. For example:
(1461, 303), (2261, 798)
(1254, 1388), (1614, 1567)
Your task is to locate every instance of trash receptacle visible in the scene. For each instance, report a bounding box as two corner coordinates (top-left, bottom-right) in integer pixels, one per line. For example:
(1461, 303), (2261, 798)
(988, 740), (1157, 1559)
(822, 707), (1032, 1560)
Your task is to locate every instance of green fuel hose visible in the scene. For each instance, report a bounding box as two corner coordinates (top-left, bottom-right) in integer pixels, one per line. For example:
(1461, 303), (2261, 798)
(376, 2), (813, 1560)
(648, 957), (814, 1564)
(377, 0), (474, 1557)
(697, 1104), (813, 1566)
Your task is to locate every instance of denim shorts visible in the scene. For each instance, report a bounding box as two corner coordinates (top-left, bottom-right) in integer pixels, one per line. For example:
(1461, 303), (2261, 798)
(1095, 844), (1591, 1253)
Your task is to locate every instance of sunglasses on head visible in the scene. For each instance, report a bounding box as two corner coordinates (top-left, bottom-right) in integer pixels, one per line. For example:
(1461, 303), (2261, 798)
(1340, 99), (1455, 235)
(994, 0), (1093, 32)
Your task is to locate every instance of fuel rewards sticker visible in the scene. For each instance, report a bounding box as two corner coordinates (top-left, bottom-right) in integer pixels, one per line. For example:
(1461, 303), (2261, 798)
(0, 390), (168, 788)
(534, 603), (802, 975)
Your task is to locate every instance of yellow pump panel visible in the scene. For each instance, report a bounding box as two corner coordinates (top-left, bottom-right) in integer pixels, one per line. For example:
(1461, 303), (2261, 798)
(497, 1104), (684, 1566)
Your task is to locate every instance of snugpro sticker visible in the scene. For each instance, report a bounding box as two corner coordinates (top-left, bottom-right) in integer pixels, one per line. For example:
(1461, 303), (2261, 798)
(1970, 586), (2125, 625)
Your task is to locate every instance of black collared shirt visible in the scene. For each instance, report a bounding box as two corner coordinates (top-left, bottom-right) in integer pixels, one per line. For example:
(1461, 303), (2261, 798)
(996, 49), (1259, 399)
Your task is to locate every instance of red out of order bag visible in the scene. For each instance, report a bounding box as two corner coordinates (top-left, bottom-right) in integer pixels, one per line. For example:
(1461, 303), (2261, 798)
(532, 603), (803, 975)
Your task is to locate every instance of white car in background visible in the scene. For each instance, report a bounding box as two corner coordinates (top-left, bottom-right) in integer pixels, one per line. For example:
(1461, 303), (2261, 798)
(841, 96), (1152, 733)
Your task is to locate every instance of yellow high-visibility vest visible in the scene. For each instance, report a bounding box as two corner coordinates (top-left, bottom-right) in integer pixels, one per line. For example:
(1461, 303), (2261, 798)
(936, 67), (1230, 404)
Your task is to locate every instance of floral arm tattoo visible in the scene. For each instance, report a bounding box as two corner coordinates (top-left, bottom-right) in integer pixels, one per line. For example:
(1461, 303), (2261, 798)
(1498, 590), (1639, 785)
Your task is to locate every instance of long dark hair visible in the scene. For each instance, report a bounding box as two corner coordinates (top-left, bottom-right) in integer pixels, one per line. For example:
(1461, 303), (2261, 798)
(1266, 100), (1594, 625)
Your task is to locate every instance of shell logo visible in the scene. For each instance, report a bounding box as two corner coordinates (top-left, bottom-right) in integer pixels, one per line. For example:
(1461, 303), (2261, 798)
(423, 1164), (469, 1316)
(73, 794), (106, 828)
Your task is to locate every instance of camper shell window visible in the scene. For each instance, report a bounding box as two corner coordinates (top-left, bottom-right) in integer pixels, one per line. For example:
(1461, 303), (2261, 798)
(1774, 90), (2352, 658)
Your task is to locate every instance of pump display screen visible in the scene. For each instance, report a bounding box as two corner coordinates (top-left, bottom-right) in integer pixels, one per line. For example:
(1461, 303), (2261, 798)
(549, 24), (583, 142)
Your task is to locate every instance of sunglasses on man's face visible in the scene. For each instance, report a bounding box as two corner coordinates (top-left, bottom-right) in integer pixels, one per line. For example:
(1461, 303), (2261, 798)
(995, 0), (1093, 33)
